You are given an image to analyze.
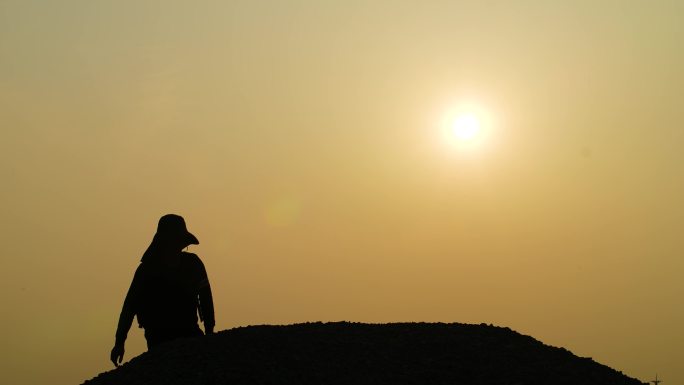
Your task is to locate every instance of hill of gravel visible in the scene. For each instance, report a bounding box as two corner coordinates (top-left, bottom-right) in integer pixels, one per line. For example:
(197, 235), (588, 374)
(83, 322), (645, 385)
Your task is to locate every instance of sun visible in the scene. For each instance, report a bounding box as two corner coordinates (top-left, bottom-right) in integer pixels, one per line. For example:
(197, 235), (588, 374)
(441, 104), (492, 152)
(451, 113), (481, 141)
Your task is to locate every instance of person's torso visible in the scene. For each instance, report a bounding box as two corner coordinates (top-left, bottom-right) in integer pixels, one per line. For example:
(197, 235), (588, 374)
(135, 253), (203, 331)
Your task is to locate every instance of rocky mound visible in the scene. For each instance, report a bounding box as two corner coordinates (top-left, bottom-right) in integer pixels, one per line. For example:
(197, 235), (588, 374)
(83, 322), (645, 385)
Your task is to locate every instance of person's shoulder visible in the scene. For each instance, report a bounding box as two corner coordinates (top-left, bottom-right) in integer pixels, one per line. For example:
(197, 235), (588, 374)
(134, 262), (146, 275)
(181, 251), (204, 266)
(132, 262), (151, 281)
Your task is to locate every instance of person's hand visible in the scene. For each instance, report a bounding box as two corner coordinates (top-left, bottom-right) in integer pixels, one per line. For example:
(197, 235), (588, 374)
(110, 343), (125, 367)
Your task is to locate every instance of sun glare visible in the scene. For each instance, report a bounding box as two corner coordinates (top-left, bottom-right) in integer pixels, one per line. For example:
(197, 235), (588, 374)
(440, 103), (491, 151)
(452, 114), (481, 141)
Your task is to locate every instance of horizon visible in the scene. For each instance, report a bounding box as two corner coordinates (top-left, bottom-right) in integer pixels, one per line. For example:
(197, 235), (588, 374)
(1, 1), (682, 384)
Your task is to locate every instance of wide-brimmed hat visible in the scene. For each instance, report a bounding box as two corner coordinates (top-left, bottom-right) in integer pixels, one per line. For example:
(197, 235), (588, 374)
(141, 214), (199, 263)
(155, 214), (199, 247)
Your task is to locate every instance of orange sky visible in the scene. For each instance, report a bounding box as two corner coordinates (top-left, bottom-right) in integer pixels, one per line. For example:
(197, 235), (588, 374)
(1, 1), (683, 384)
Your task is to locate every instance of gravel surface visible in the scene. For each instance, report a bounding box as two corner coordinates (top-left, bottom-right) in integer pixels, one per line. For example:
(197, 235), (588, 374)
(83, 322), (646, 385)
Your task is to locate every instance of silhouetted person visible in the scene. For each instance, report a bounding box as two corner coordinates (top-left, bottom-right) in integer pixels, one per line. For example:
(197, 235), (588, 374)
(110, 214), (215, 367)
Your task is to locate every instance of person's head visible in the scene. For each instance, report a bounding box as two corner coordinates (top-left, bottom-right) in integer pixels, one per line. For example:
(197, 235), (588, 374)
(155, 214), (199, 251)
(141, 214), (199, 262)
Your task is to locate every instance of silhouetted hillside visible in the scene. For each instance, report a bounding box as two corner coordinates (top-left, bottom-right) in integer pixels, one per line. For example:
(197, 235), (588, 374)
(83, 322), (645, 385)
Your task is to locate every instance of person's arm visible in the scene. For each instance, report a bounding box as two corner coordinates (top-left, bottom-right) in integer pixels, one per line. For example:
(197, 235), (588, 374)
(199, 284), (215, 334)
(197, 259), (215, 334)
(111, 265), (142, 367)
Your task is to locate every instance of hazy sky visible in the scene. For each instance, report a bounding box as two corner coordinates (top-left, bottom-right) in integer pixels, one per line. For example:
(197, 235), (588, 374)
(2, 1), (683, 384)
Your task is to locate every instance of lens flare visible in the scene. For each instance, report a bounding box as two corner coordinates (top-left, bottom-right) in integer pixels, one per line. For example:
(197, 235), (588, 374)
(263, 196), (301, 227)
